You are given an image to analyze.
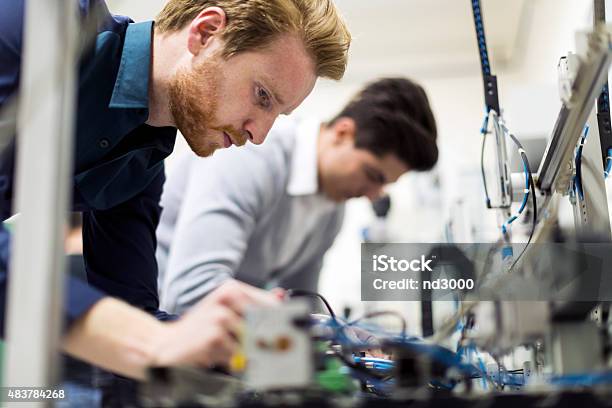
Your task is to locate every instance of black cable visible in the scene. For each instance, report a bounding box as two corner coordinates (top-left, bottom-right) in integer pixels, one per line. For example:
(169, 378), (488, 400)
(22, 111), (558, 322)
(574, 126), (589, 201)
(287, 289), (336, 319)
(480, 118), (493, 208)
(507, 133), (538, 272)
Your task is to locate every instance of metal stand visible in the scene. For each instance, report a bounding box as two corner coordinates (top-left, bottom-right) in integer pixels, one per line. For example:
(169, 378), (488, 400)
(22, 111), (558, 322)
(3, 0), (78, 398)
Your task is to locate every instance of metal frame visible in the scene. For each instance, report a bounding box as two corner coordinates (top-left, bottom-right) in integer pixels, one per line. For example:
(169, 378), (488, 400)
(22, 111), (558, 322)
(537, 25), (612, 193)
(3, 0), (78, 392)
(571, 103), (612, 238)
(557, 51), (612, 239)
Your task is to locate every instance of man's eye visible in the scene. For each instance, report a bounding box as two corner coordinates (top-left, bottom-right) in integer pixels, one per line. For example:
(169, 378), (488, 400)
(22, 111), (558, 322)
(365, 169), (385, 185)
(257, 87), (271, 109)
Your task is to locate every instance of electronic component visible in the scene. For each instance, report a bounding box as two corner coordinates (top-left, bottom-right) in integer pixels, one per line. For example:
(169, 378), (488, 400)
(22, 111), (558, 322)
(244, 299), (313, 390)
(472, 301), (550, 354)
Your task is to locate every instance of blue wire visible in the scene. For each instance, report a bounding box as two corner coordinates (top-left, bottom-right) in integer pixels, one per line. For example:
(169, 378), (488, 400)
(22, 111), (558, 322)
(353, 356), (395, 371)
(480, 110), (490, 135)
(467, 344), (488, 389)
(501, 148), (530, 235)
(353, 357), (394, 366)
(604, 147), (612, 178)
(550, 371), (612, 387)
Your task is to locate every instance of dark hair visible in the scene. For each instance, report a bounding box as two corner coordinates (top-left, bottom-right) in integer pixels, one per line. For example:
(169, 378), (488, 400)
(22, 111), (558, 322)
(329, 78), (438, 171)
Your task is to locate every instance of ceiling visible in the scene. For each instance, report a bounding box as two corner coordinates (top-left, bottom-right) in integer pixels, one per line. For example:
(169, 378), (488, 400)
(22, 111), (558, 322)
(333, 0), (530, 81)
(106, 0), (531, 81)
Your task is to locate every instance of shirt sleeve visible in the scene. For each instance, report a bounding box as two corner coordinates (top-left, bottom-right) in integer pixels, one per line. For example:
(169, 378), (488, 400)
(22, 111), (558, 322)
(160, 147), (285, 315)
(82, 168), (176, 321)
(0, 0), (24, 105)
(0, 223), (108, 337)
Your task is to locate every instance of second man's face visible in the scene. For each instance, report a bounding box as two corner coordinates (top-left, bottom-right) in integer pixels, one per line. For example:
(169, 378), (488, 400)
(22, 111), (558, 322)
(169, 34), (317, 157)
(319, 144), (409, 203)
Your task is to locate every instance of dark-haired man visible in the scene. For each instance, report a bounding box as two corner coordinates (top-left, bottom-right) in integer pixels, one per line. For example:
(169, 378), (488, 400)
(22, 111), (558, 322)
(157, 78), (438, 314)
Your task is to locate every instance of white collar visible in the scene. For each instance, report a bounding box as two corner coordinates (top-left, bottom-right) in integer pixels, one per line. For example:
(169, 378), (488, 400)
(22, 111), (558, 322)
(287, 119), (321, 196)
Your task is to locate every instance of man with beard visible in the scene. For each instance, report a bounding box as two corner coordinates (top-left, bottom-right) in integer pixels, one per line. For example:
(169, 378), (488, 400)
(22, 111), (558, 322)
(0, 0), (350, 379)
(157, 78), (438, 314)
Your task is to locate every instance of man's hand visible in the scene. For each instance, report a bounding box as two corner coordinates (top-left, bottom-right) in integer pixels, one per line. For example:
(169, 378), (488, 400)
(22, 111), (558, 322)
(63, 280), (279, 379)
(153, 280), (280, 369)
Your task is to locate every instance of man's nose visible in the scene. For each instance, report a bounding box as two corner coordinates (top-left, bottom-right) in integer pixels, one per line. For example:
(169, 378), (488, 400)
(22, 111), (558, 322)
(365, 185), (384, 201)
(243, 115), (276, 145)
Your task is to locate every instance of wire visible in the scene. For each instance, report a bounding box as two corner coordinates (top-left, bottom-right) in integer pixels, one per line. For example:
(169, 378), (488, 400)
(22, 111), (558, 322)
(507, 133), (538, 273)
(286, 289), (336, 319)
(353, 356), (394, 366)
(431, 301), (479, 343)
(604, 147), (612, 178)
(480, 111), (514, 212)
(501, 139), (531, 235)
(480, 111), (493, 208)
(348, 310), (407, 339)
(353, 356), (394, 371)
(472, 345), (489, 389)
(345, 364), (394, 395)
(574, 125), (589, 201)
(332, 350), (388, 380)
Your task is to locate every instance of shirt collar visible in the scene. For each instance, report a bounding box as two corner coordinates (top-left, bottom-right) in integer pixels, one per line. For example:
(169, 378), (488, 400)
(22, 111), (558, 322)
(287, 119), (322, 196)
(109, 21), (153, 109)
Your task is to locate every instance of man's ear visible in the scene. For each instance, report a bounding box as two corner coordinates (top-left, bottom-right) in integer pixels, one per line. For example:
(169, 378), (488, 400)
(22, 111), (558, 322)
(187, 7), (227, 56)
(331, 117), (357, 145)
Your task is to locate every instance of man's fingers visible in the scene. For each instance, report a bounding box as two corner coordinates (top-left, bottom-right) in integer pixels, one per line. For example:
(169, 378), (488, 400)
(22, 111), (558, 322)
(212, 304), (243, 340)
(212, 280), (280, 316)
(269, 287), (287, 301)
(196, 326), (239, 367)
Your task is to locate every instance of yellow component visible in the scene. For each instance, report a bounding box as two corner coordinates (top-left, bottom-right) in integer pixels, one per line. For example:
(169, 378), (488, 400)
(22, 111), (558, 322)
(230, 324), (247, 373)
(230, 352), (247, 373)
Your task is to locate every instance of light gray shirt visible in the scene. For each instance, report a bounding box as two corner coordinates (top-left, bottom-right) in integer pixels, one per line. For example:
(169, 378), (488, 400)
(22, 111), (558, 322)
(157, 117), (345, 314)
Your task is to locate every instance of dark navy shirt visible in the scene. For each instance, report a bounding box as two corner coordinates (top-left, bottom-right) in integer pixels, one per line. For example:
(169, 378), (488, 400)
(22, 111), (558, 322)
(0, 0), (178, 333)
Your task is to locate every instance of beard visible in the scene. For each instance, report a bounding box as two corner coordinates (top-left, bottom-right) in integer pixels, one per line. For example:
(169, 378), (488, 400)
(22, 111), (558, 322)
(167, 58), (246, 157)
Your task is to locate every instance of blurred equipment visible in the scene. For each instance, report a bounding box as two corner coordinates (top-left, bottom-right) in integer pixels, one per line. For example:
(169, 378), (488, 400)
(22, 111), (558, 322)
(244, 300), (313, 390)
(362, 194), (392, 243)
